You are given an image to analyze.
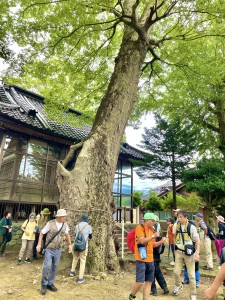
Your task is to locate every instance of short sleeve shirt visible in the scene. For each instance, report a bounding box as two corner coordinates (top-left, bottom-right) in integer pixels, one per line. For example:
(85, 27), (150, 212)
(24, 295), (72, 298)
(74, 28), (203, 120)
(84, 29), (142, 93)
(199, 220), (207, 230)
(173, 222), (199, 249)
(167, 224), (174, 244)
(134, 224), (154, 262)
(41, 221), (69, 235)
(21, 220), (36, 240)
(75, 222), (92, 246)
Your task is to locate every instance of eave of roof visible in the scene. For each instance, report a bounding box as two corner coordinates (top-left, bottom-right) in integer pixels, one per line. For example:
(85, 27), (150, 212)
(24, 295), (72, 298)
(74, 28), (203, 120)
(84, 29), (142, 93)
(0, 81), (144, 160)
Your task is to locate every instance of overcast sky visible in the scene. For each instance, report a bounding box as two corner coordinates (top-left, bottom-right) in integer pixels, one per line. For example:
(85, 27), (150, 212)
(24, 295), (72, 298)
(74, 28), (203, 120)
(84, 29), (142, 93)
(125, 114), (162, 193)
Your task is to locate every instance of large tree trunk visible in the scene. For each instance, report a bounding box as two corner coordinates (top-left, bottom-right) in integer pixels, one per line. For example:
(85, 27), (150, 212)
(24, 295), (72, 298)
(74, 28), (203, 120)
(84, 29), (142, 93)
(56, 17), (149, 272)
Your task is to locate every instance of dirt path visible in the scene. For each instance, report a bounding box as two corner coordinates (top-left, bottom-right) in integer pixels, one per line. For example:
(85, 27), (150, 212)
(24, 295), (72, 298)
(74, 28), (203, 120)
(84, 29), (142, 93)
(0, 251), (223, 300)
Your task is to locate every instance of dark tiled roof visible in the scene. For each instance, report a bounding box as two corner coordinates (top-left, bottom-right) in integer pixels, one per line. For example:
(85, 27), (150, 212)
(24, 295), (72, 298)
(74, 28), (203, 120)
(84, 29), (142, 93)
(0, 82), (143, 160)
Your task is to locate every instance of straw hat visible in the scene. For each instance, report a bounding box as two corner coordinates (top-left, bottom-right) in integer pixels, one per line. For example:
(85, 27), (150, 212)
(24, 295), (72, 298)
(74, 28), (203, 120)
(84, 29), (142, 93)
(216, 215), (225, 223)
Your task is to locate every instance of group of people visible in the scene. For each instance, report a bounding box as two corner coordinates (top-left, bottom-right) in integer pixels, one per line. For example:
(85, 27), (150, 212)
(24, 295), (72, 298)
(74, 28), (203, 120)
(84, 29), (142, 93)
(0, 208), (92, 296)
(2, 207), (225, 299)
(129, 209), (225, 300)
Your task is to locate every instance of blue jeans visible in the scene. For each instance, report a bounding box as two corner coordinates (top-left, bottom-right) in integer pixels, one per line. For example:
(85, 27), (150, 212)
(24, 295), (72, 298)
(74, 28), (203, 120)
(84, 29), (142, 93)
(41, 248), (62, 286)
(184, 262), (200, 285)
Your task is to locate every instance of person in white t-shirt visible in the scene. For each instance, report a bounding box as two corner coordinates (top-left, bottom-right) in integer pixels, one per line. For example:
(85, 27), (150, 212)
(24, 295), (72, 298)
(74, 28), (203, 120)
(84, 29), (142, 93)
(36, 209), (72, 296)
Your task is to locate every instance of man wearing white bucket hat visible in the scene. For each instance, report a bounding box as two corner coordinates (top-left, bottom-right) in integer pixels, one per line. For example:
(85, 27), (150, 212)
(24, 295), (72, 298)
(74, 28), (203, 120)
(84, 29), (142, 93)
(37, 209), (72, 295)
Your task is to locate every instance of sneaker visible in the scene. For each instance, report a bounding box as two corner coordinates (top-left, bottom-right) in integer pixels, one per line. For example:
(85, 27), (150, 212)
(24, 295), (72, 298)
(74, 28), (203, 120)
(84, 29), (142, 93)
(40, 285), (47, 295)
(77, 278), (85, 284)
(47, 284), (58, 292)
(173, 284), (183, 296)
(17, 259), (22, 265)
(163, 287), (169, 294)
(189, 295), (197, 300)
(203, 266), (213, 270)
(150, 290), (157, 296)
(196, 283), (200, 288)
(69, 271), (75, 277)
(170, 261), (175, 266)
(25, 258), (31, 263)
(129, 294), (136, 300)
(182, 280), (189, 285)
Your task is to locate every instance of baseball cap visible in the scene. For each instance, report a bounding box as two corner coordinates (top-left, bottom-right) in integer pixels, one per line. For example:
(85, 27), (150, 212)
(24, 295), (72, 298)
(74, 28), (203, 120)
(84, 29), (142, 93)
(194, 213), (203, 219)
(144, 212), (157, 221)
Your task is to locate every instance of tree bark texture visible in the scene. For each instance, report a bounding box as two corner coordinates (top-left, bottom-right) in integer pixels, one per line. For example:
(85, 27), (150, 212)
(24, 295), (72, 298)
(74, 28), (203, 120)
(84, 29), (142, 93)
(57, 5), (149, 272)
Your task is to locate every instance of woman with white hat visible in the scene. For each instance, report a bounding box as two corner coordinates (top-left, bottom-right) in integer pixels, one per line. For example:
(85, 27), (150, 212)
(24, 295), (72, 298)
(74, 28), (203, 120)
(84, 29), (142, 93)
(216, 216), (225, 240)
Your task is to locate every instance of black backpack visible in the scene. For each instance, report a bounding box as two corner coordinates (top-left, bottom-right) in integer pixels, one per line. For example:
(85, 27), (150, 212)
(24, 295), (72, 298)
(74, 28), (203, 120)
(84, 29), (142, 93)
(206, 224), (216, 241)
(154, 236), (165, 255)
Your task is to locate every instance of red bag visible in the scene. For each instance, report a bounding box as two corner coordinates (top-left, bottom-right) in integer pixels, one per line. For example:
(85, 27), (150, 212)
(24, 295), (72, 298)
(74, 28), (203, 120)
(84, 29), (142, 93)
(126, 228), (136, 253)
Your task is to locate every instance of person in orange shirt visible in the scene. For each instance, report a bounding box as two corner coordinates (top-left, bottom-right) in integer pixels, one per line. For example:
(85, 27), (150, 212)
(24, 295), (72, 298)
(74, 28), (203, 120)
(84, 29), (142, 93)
(166, 217), (175, 263)
(129, 212), (164, 300)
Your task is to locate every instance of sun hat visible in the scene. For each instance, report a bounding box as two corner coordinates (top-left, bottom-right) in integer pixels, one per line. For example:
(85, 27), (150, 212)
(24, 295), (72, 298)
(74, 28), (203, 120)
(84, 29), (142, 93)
(194, 213), (203, 219)
(216, 215), (225, 223)
(55, 209), (67, 217)
(41, 208), (51, 215)
(29, 212), (36, 218)
(173, 208), (180, 212)
(144, 212), (157, 221)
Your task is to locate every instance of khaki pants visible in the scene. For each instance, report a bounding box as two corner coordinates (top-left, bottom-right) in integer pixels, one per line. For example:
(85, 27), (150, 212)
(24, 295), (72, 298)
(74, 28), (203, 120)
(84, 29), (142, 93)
(71, 246), (88, 278)
(18, 239), (34, 259)
(201, 237), (213, 268)
(174, 250), (196, 296)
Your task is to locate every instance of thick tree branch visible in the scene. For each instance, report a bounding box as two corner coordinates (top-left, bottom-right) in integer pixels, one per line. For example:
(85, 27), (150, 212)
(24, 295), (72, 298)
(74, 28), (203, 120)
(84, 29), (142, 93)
(62, 141), (84, 168)
(57, 161), (72, 178)
(202, 120), (219, 133)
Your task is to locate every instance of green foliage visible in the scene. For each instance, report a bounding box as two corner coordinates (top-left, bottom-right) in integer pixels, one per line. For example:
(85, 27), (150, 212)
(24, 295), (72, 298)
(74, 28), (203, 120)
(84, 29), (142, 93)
(136, 115), (197, 181)
(144, 191), (163, 212)
(2, 1), (225, 127)
(133, 191), (143, 208)
(181, 158), (225, 208)
(0, 0), (13, 60)
(161, 192), (201, 212)
(149, 35), (225, 157)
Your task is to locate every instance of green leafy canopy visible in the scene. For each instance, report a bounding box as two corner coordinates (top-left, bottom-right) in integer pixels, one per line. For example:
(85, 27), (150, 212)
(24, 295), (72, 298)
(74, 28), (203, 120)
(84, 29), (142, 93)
(2, 0), (225, 125)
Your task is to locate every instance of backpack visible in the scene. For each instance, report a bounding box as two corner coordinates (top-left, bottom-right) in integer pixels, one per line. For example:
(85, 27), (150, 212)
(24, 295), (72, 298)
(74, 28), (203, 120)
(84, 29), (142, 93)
(126, 225), (145, 253)
(154, 236), (165, 255)
(74, 224), (87, 252)
(206, 224), (216, 241)
(175, 222), (193, 242)
(127, 228), (136, 253)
